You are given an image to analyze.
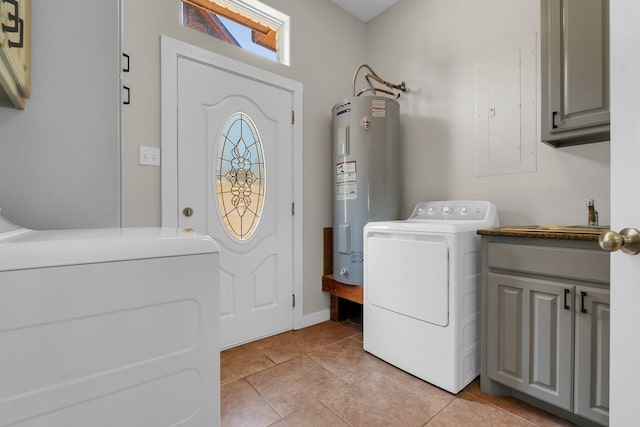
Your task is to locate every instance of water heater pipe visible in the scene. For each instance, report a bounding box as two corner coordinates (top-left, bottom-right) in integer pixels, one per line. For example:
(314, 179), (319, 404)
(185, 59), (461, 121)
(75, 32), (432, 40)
(352, 64), (408, 97)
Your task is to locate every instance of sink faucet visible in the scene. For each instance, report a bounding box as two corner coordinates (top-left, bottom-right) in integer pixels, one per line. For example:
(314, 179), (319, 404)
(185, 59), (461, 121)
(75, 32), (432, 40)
(587, 199), (599, 226)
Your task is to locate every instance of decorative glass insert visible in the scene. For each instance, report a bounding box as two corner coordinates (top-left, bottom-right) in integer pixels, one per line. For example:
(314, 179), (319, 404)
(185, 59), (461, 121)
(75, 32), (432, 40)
(216, 112), (265, 240)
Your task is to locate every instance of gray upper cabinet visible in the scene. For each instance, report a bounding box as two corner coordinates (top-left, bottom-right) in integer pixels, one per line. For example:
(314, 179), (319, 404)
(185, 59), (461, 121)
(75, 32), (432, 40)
(541, 0), (610, 146)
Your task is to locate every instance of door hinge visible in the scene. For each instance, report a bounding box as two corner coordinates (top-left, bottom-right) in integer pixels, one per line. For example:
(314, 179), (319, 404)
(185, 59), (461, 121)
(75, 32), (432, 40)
(292, 294), (296, 307)
(291, 110), (295, 125)
(291, 202), (295, 215)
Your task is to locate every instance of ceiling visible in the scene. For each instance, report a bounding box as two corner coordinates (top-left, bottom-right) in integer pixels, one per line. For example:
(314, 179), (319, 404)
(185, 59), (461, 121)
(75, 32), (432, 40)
(331, 0), (398, 22)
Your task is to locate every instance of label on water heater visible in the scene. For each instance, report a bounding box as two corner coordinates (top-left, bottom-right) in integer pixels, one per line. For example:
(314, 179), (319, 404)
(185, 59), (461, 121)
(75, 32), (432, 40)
(336, 183), (357, 200)
(350, 251), (363, 263)
(336, 161), (356, 174)
(336, 172), (356, 183)
(336, 161), (357, 200)
(335, 102), (351, 117)
(371, 99), (386, 117)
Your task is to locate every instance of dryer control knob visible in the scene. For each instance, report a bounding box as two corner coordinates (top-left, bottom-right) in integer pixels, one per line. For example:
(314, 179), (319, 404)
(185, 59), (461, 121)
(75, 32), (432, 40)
(442, 206), (451, 215)
(460, 207), (469, 215)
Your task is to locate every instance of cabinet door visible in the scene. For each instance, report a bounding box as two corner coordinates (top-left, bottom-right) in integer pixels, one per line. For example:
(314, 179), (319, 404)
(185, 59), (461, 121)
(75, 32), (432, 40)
(574, 286), (610, 425)
(487, 273), (573, 410)
(541, 0), (609, 146)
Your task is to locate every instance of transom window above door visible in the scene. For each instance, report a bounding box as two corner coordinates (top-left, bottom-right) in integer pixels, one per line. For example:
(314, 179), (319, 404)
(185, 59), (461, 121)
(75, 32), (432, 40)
(180, 0), (290, 65)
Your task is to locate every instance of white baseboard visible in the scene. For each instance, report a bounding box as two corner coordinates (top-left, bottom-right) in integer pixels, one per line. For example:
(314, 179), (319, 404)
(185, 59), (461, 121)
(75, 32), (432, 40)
(295, 309), (330, 329)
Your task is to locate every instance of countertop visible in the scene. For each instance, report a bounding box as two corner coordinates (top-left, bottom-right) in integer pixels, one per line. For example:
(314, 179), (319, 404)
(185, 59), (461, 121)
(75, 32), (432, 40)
(477, 226), (609, 242)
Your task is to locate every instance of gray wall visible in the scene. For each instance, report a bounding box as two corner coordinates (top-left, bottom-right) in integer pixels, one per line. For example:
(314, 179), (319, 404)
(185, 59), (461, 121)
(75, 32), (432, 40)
(0, 0), (121, 229)
(122, 0), (367, 316)
(367, 0), (610, 226)
(0, 0), (612, 321)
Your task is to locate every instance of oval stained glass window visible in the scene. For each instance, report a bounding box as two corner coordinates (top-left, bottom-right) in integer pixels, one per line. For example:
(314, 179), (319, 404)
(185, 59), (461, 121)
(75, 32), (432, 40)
(215, 112), (265, 240)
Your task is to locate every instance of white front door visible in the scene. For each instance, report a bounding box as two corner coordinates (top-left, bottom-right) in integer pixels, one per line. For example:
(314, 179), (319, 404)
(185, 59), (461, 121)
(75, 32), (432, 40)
(609, 3), (640, 423)
(161, 38), (302, 350)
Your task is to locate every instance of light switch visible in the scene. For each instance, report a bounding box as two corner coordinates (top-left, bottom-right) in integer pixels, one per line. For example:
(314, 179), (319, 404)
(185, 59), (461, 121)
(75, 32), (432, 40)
(139, 146), (160, 166)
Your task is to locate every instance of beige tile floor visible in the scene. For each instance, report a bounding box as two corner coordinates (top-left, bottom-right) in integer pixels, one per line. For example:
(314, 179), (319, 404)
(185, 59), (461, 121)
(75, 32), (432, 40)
(221, 321), (574, 426)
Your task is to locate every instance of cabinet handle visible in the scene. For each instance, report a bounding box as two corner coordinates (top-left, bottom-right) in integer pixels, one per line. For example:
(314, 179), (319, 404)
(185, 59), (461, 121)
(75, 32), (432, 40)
(123, 86), (131, 105)
(2, 0), (24, 48)
(552, 111), (558, 129)
(580, 291), (587, 313)
(123, 53), (130, 72)
(563, 288), (570, 310)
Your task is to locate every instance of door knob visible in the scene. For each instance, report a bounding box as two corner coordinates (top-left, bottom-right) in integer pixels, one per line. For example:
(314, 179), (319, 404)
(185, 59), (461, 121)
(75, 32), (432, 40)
(599, 228), (640, 255)
(183, 207), (194, 217)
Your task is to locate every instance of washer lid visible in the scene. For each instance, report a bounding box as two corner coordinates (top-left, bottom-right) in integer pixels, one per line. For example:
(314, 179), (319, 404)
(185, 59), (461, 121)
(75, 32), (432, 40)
(365, 220), (488, 233)
(0, 227), (220, 272)
(366, 200), (499, 233)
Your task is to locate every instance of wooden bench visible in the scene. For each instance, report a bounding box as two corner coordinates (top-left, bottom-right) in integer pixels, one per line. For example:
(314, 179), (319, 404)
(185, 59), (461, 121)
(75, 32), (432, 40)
(321, 227), (363, 322)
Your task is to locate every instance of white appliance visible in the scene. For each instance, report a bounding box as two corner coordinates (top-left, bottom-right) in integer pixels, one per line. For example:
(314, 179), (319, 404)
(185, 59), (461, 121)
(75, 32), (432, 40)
(363, 200), (498, 394)
(0, 212), (221, 426)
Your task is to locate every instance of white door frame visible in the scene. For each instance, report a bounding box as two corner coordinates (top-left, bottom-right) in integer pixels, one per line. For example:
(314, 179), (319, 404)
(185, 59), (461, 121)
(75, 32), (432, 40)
(160, 35), (304, 330)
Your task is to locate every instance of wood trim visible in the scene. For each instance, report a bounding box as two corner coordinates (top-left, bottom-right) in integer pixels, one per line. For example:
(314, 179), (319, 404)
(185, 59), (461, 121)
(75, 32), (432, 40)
(322, 226), (363, 317)
(322, 274), (363, 304)
(251, 29), (276, 51)
(323, 227), (332, 275)
(183, 0), (276, 51)
(330, 295), (349, 322)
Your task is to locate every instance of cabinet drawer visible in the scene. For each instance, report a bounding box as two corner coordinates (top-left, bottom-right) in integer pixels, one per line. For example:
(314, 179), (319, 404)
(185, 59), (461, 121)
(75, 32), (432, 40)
(487, 242), (609, 283)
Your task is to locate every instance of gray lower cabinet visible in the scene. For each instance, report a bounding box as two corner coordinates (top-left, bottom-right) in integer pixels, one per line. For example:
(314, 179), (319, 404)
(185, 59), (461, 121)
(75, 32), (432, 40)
(481, 237), (610, 426)
(487, 273), (574, 410)
(574, 286), (610, 425)
(541, 0), (610, 146)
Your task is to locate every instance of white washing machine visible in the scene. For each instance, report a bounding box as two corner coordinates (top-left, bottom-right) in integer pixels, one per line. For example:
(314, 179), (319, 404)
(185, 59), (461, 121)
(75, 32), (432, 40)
(0, 211), (221, 425)
(363, 200), (498, 394)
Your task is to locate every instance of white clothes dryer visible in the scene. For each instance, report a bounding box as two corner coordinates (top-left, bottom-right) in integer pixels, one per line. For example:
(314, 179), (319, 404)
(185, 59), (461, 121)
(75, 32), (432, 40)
(363, 200), (498, 394)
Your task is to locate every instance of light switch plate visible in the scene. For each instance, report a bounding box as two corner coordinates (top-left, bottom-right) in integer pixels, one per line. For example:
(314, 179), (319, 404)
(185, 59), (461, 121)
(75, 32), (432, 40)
(139, 146), (160, 166)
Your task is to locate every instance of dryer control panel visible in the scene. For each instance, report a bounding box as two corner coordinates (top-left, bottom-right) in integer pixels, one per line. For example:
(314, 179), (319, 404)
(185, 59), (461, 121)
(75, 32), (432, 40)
(409, 200), (496, 222)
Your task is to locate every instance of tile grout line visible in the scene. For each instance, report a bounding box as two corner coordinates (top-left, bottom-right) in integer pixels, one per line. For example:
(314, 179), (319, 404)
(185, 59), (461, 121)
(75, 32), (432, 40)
(421, 395), (458, 426)
(244, 376), (287, 422)
(243, 334), (356, 426)
(460, 391), (543, 427)
(317, 399), (355, 427)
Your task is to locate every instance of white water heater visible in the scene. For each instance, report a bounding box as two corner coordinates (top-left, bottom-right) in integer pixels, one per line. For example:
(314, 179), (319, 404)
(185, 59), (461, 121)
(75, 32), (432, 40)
(332, 95), (401, 285)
